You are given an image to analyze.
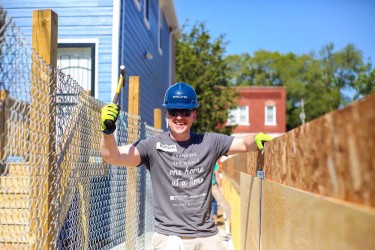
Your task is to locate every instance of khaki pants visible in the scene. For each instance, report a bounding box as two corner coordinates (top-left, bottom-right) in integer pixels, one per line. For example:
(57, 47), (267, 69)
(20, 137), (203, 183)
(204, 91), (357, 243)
(151, 232), (222, 250)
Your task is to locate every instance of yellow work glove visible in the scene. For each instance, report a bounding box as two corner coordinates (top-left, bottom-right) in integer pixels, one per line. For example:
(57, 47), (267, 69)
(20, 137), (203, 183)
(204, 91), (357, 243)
(101, 103), (120, 134)
(254, 132), (273, 150)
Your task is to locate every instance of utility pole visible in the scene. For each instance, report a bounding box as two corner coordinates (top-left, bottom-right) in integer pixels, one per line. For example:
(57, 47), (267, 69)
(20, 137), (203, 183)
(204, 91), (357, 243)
(299, 98), (306, 125)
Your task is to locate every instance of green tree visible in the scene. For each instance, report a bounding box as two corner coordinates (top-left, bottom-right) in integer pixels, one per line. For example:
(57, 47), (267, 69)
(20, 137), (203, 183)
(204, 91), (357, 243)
(227, 51), (310, 129)
(226, 43), (369, 130)
(352, 61), (375, 99)
(175, 22), (238, 134)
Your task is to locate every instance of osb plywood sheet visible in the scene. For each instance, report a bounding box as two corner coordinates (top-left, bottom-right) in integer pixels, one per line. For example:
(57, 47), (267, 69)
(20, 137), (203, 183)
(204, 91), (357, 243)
(261, 180), (375, 250)
(222, 174), (242, 250)
(240, 173), (261, 250)
(221, 153), (249, 189)
(264, 93), (375, 207)
(222, 151), (263, 187)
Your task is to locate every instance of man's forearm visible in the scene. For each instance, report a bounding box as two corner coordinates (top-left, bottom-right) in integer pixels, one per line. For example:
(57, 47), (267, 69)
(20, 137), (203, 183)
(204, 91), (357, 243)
(100, 133), (119, 164)
(244, 134), (258, 152)
(100, 133), (142, 167)
(228, 134), (259, 155)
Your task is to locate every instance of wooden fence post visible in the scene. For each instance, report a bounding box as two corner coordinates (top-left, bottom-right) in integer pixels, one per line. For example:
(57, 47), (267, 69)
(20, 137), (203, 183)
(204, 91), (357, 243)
(0, 90), (9, 174)
(30, 9), (57, 249)
(154, 108), (162, 130)
(125, 76), (140, 249)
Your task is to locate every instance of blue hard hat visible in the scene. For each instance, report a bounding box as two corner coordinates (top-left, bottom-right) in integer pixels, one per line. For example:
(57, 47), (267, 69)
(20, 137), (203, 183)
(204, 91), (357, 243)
(162, 82), (199, 109)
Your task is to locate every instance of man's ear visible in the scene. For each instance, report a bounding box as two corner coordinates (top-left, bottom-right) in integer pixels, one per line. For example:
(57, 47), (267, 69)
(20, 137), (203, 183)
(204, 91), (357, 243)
(192, 111), (197, 120)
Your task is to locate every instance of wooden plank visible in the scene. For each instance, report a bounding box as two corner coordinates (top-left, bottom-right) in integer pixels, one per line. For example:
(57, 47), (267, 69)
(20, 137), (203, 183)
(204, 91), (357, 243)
(1, 97), (30, 160)
(240, 173), (261, 250)
(221, 153), (249, 191)
(78, 183), (89, 250)
(7, 163), (31, 177)
(125, 76), (140, 250)
(32, 10), (58, 67)
(0, 208), (29, 224)
(0, 224), (29, 243)
(30, 9), (58, 249)
(221, 174), (241, 250)
(261, 180), (375, 250)
(1, 243), (30, 250)
(154, 108), (162, 129)
(246, 150), (264, 175)
(0, 193), (30, 209)
(55, 92), (106, 233)
(263, 93), (375, 207)
(0, 177), (31, 194)
(0, 90), (9, 173)
(128, 76), (140, 116)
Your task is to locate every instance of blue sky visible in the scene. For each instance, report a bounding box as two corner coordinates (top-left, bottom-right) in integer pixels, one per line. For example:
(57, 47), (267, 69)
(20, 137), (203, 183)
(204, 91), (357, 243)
(174, 0), (375, 65)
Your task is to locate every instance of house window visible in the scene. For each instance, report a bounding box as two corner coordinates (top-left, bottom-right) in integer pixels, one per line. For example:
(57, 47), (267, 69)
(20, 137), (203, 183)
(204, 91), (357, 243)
(158, 7), (163, 55)
(57, 43), (96, 96)
(144, 0), (150, 29)
(265, 105), (276, 125)
(228, 106), (249, 125)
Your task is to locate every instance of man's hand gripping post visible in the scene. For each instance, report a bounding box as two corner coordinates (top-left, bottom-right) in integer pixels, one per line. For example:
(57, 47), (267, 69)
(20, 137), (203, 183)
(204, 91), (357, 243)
(254, 132), (273, 154)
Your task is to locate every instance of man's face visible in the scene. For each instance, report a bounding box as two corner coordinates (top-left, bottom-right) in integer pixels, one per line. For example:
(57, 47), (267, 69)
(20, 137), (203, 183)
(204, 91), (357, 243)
(166, 108), (196, 140)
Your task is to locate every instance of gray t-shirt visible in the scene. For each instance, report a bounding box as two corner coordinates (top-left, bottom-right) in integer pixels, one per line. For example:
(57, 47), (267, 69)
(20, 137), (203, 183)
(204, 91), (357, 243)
(136, 131), (234, 237)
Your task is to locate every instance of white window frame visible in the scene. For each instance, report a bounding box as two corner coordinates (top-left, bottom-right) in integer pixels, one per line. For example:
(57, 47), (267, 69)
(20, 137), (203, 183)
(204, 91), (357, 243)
(158, 6), (163, 55)
(228, 106), (250, 126)
(143, 0), (150, 29)
(265, 105), (277, 126)
(133, 0), (141, 11)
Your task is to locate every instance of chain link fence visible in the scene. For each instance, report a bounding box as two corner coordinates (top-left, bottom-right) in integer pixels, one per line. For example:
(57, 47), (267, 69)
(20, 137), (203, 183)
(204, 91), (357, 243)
(0, 8), (158, 249)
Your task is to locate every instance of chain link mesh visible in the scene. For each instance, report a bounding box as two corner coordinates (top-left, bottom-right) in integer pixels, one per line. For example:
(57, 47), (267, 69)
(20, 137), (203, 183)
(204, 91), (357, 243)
(0, 8), (160, 249)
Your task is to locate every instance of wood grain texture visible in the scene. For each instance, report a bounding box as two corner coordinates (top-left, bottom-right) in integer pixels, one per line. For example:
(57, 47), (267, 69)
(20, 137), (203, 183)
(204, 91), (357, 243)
(221, 174), (241, 250)
(222, 93), (375, 208)
(261, 180), (375, 250)
(240, 173), (261, 250)
(125, 76), (140, 250)
(222, 153), (257, 190)
(30, 10), (58, 249)
(221, 94), (375, 250)
(264, 93), (375, 207)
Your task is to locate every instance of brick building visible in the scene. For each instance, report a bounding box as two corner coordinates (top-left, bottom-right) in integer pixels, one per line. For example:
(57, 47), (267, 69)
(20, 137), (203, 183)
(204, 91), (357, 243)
(228, 86), (286, 138)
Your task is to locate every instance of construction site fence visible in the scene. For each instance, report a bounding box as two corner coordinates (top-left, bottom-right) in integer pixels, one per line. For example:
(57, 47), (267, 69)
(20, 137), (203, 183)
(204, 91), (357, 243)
(221, 93), (375, 250)
(0, 8), (161, 249)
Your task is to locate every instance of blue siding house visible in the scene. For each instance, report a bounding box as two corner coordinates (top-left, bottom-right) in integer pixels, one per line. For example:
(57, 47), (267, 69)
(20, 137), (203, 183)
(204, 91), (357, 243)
(1, 0), (180, 126)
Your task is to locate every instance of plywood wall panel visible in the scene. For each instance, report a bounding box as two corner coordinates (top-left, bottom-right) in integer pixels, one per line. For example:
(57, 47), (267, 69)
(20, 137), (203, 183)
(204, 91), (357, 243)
(263, 93), (375, 207)
(240, 173), (261, 250)
(222, 94), (374, 204)
(221, 153), (249, 189)
(221, 174), (241, 250)
(261, 180), (375, 250)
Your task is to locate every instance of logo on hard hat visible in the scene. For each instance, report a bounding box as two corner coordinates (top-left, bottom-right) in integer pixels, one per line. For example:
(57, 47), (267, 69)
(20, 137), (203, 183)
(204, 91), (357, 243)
(163, 82), (199, 109)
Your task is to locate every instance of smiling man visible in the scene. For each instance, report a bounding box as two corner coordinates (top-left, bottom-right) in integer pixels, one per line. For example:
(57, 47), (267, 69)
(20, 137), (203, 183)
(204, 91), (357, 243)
(100, 82), (273, 250)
